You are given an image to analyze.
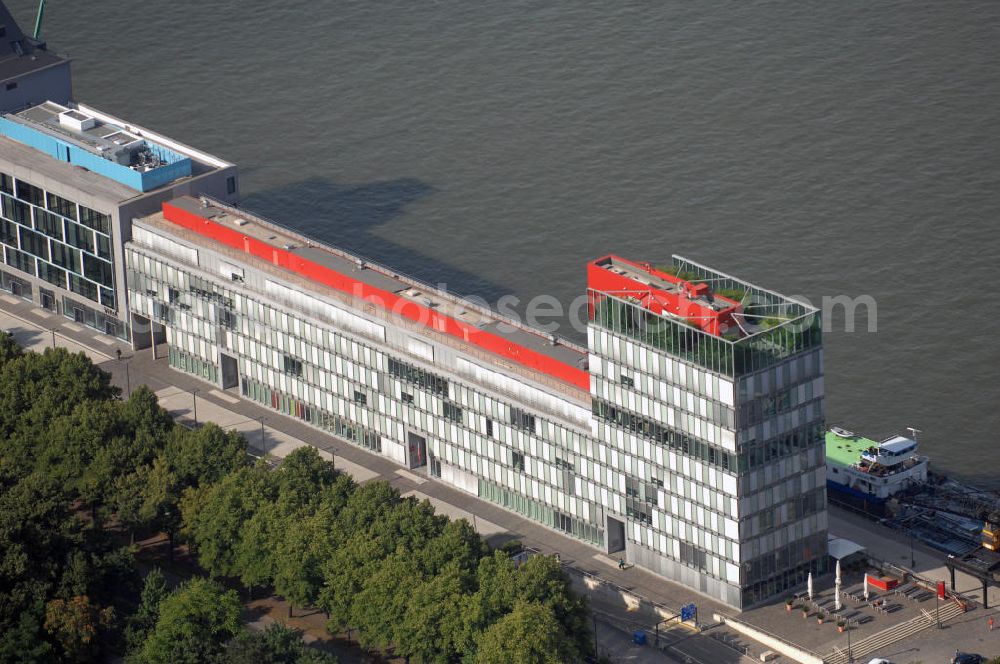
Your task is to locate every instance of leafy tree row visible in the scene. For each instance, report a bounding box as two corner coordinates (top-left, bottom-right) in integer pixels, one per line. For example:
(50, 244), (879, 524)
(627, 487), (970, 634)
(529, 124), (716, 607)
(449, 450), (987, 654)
(125, 571), (336, 664)
(182, 445), (593, 662)
(0, 335), (250, 662)
(0, 333), (594, 662)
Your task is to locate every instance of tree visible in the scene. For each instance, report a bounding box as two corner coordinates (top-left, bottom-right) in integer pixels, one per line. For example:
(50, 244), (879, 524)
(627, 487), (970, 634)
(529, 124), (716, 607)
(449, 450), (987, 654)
(272, 446), (337, 512)
(396, 563), (473, 662)
(222, 622), (338, 664)
(273, 504), (337, 617)
(419, 518), (489, 577)
(137, 456), (182, 559)
(132, 578), (241, 664)
(164, 423), (247, 489)
(0, 472), (77, 626)
(234, 500), (283, 597)
(0, 329), (22, 364)
(474, 602), (570, 664)
(124, 568), (170, 654)
(43, 595), (114, 663)
(0, 604), (53, 664)
(0, 347), (116, 439)
(348, 553), (422, 651)
(463, 551), (520, 638)
(182, 464), (273, 580)
(513, 556), (591, 660)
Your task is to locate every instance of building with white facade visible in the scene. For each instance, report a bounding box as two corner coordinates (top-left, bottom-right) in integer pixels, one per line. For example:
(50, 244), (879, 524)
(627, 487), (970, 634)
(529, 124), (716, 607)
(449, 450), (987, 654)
(124, 196), (827, 609)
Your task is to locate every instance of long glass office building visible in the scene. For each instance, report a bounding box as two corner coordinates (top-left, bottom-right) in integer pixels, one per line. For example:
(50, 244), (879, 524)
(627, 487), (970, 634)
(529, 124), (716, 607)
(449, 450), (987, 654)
(125, 196), (827, 609)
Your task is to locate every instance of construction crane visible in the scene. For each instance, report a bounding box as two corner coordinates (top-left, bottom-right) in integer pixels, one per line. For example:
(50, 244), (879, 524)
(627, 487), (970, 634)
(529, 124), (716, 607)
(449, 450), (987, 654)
(33, 0), (46, 40)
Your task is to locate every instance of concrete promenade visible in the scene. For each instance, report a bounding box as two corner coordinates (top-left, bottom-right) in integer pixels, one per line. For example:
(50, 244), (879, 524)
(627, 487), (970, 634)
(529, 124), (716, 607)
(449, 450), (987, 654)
(4, 296), (998, 662)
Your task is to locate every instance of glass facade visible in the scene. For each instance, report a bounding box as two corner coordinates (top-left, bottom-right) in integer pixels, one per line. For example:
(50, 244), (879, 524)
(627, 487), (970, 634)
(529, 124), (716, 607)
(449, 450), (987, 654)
(127, 235), (827, 610)
(127, 245), (614, 554)
(589, 271), (828, 607)
(590, 290), (822, 377)
(0, 170), (125, 339)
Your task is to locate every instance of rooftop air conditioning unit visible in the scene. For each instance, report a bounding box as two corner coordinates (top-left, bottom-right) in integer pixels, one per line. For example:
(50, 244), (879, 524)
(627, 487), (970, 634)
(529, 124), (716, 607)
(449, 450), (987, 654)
(58, 110), (96, 132)
(233, 218), (248, 227)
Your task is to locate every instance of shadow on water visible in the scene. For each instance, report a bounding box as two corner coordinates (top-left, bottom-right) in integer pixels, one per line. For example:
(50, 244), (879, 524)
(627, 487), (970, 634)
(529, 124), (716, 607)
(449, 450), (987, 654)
(241, 178), (510, 304)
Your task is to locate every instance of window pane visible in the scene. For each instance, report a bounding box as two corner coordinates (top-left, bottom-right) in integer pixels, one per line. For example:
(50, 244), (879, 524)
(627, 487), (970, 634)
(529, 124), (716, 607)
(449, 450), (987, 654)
(15, 180), (44, 207)
(33, 208), (64, 240)
(38, 261), (67, 288)
(96, 233), (111, 260)
(68, 274), (98, 302)
(78, 206), (110, 234)
(51, 243), (82, 273)
(46, 192), (78, 221)
(5, 246), (36, 275)
(82, 254), (113, 287)
(64, 221), (95, 253)
(18, 226), (49, 262)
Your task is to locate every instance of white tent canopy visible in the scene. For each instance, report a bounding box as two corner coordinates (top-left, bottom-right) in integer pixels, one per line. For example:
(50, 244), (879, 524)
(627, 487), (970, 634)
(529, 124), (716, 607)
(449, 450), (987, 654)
(828, 535), (866, 562)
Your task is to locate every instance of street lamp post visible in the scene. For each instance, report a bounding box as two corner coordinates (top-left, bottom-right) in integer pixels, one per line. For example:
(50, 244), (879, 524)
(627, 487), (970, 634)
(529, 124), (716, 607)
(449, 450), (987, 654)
(191, 388), (199, 425)
(910, 534), (916, 568)
(125, 361), (131, 397)
(847, 620), (853, 662)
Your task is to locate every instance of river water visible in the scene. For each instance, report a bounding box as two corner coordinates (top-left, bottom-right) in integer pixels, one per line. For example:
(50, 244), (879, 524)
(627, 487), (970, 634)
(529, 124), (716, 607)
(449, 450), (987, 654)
(12, 1), (1000, 484)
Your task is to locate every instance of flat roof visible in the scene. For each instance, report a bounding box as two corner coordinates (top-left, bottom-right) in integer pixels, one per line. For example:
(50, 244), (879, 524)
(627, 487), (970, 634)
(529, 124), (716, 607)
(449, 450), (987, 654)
(0, 133), (140, 202)
(0, 101), (231, 192)
(0, 3), (70, 82)
(0, 47), (68, 82)
(139, 197), (589, 391)
(597, 255), (738, 313)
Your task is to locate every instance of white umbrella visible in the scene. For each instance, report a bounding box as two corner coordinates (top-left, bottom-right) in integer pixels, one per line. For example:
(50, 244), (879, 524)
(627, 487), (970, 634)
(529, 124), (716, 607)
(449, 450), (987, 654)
(836, 559), (842, 585)
(807, 572), (814, 601)
(835, 576), (842, 612)
(863, 574), (869, 601)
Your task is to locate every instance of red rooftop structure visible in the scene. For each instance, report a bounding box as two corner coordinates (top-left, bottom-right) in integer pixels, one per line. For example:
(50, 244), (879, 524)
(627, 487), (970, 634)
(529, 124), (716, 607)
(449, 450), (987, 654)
(587, 255), (742, 336)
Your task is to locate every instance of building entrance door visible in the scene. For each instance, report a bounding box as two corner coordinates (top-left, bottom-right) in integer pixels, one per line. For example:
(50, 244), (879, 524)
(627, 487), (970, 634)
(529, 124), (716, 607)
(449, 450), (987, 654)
(407, 432), (427, 469)
(220, 353), (239, 389)
(73, 307), (84, 323)
(606, 516), (626, 554)
(40, 288), (55, 311)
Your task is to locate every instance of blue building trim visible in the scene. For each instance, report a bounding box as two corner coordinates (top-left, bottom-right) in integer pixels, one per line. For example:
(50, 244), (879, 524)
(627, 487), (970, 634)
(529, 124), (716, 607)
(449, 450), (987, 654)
(0, 116), (191, 192)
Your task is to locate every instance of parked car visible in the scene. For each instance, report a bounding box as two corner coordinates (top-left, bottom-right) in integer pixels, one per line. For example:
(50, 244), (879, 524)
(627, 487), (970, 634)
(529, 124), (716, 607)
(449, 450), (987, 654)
(867, 659), (893, 664)
(951, 653), (983, 664)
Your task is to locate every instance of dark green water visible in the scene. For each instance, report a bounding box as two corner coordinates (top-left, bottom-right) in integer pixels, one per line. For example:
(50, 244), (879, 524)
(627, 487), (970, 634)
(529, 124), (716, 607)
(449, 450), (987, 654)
(10, 1), (1000, 485)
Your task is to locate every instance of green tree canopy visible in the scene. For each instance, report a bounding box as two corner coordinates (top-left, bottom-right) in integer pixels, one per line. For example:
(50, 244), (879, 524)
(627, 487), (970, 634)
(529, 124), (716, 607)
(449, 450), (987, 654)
(222, 622), (338, 664)
(132, 578), (241, 664)
(474, 601), (570, 664)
